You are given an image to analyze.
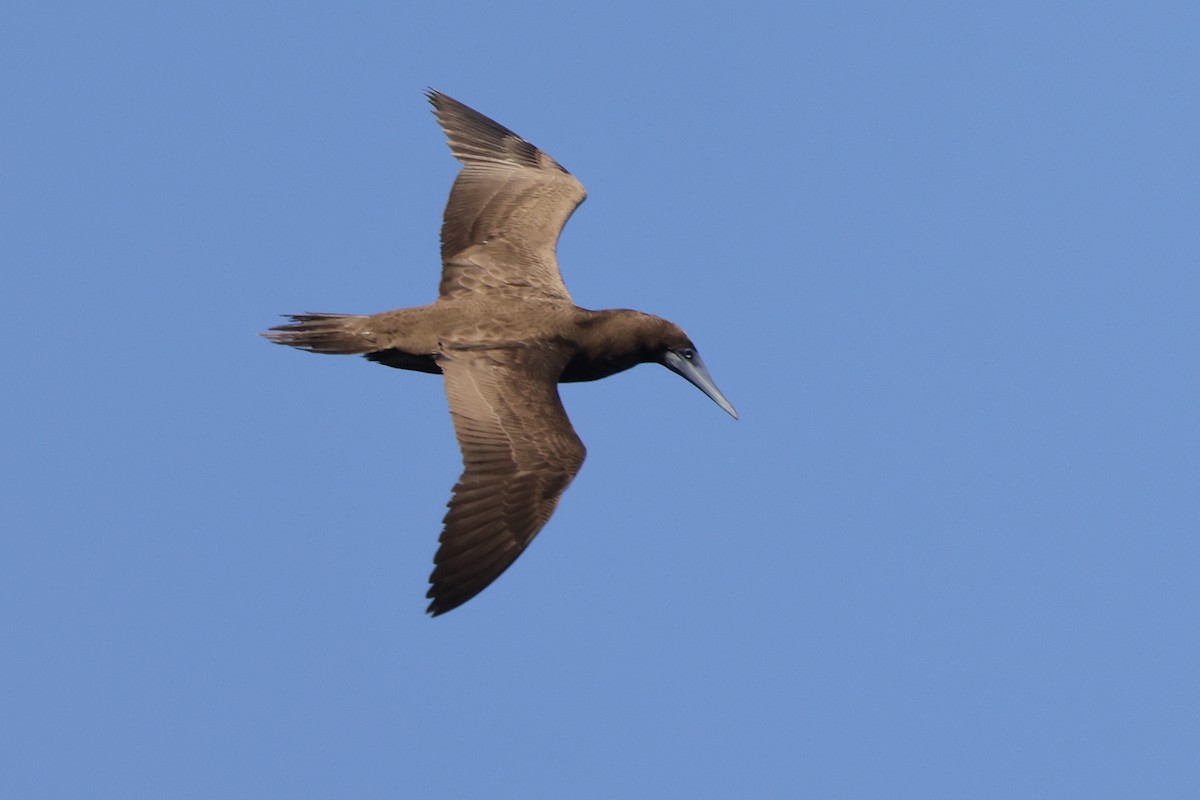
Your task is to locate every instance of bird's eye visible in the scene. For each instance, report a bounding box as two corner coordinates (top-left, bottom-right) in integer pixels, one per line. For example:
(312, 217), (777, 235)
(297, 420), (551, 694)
(681, 348), (695, 360)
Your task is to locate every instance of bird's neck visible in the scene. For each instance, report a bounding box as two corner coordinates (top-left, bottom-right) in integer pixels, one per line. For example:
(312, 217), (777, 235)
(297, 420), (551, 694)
(559, 309), (663, 383)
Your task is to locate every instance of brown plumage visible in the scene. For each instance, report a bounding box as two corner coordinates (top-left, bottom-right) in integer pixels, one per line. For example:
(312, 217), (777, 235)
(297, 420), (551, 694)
(265, 91), (736, 616)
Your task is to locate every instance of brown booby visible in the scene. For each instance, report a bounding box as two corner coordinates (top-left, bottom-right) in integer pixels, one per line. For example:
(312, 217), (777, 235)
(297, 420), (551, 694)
(266, 91), (736, 615)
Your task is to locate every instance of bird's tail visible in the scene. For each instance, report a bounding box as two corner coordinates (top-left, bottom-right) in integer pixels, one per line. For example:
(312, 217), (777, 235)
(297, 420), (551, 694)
(262, 313), (375, 355)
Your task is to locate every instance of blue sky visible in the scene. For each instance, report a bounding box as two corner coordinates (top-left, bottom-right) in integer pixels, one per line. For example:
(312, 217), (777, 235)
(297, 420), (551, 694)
(3, 2), (1198, 797)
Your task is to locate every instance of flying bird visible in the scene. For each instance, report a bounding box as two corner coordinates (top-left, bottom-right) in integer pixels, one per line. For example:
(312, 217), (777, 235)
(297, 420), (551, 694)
(265, 91), (736, 615)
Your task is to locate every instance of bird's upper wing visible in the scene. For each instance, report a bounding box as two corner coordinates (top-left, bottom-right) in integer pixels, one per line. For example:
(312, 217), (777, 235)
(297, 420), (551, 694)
(428, 341), (586, 615)
(428, 91), (586, 302)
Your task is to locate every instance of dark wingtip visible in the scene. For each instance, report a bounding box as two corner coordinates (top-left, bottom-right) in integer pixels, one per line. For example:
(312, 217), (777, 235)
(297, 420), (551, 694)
(425, 594), (463, 618)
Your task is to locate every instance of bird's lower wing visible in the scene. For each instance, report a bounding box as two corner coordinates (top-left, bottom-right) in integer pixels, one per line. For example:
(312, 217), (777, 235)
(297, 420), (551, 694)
(428, 342), (586, 615)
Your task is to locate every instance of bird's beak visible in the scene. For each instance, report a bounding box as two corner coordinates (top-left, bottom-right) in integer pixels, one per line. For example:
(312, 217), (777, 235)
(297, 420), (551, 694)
(662, 351), (738, 419)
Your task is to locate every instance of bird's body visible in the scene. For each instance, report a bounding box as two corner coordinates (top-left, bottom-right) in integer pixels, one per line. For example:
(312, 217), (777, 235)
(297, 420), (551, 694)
(266, 91), (735, 615)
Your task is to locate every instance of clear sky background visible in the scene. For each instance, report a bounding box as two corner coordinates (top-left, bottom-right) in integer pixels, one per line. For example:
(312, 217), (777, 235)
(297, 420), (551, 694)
(3, 2), (1198, 797)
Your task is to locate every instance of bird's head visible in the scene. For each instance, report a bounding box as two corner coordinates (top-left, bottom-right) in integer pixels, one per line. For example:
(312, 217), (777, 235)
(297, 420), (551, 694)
(649, 320), (738, 420)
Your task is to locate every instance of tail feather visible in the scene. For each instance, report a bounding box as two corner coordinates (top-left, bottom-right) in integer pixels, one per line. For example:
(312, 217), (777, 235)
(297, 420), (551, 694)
(262, 313), (375, 355)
